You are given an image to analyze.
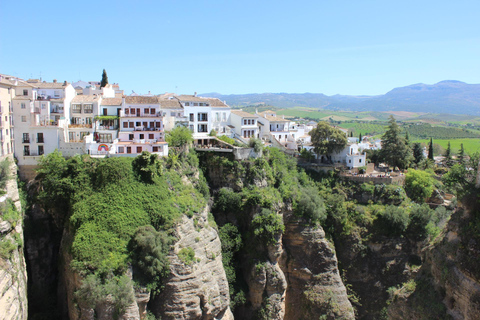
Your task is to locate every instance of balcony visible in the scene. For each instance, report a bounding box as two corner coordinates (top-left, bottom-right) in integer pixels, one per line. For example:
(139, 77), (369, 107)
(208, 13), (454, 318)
(22, 139), (30, 143)
(69, 124), (93, 129)
(37, 138), (44, 143)
(119, 110), (163, 118)
(51, 108), (64, 113)
(24, 151), (42, 156)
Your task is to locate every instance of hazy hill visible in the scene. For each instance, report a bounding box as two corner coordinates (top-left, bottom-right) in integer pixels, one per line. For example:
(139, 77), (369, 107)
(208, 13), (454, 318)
(201, 80), (480, 115)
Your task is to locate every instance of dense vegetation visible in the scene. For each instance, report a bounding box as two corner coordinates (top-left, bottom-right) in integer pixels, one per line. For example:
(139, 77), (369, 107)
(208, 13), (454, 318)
(35, 150), (208, 313)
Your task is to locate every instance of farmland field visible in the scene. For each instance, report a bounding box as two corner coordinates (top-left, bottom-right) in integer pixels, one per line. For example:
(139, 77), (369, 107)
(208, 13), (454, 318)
(412, 139), (480, 154)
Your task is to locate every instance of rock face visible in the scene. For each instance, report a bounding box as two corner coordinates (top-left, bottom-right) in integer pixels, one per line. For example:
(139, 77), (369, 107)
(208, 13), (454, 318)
(152, 205), (233, 319)
(282, 219), (355, 320)
(0, 155), (28, 320)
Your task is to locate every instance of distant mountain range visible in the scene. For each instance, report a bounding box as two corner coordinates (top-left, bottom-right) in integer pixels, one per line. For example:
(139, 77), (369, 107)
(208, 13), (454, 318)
(201, 80), (480, 115)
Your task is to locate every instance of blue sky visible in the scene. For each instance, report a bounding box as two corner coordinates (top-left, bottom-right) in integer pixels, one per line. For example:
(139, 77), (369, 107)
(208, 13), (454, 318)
(1, 0), (479, 96)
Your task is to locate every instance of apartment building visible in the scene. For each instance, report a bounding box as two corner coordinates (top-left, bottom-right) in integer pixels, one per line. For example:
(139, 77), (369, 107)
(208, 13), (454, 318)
(0, 74), (17, 156)
(175, 95), (231, 139)
(230, 110), (259, 141)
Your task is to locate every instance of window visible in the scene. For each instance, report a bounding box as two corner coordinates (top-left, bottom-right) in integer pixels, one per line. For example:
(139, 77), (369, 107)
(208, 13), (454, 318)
(139, 134), (144, 139)
(54, 91), (60, 97)
(23, 145), (29, 156)
(129, 122), (134, 128)
(153, 146), (158, 152)
(21, 116), (27, 122)
(21, 103), (26, 109)
(189, 125), (194, 132)
(136, 122), (141, 127)
(123, 122), (128, 128)
(198, 124), (208, 132)
(148, 134), (154, 139)
(136, 146), (142, 153)
(23, 89), (28, 96)
(22, 133), (29, 143)
(189, 113), (194, 122)
(84, 104), (93, 113)
(118, 147), (124, 153)
(151, 108), (155, 115)
(185, 102), (190, 106)
(359, 159), (362, 163)
(41, 103), (46, 109)
(155, 122), (161, 128)
(72, 104), (81, 113)
(222, 112), (226, 121)
(216, 113), (220, 121)
(193, 103), (198, 106)
(170, 112), (176, 116)
(85, 118), (93, 125)
(98, 133), (112, 143)
(244, 119), (247, 125)
(125, 108), (129, 115)
(37, 133), (44, 143)
(127, 147), (132, 154)
(144, 108), (149, 114)
(103, 108), (108, 116)
(38, 145), (44, 156)
(129, 134), (134, 140)
(198, 113), (208, 121)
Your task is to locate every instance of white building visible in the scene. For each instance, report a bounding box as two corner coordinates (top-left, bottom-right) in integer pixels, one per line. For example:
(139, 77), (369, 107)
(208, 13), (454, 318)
(230, 110), (259, 141)
(12, 79), (75, 165)
(176, 95), (231, 139)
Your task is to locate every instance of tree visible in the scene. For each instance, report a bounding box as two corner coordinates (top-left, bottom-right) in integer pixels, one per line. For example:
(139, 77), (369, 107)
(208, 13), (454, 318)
(405, 131), (410, 146)
(428, 138), (434, 160)
(458, 143), (465, 164)
(444, 141), (453, 166)
(380, 116), (412, 170)
(412, 143), (424, 165)
(100, 69), (108, 88)
(359, 133), (362, 142)
(310, 121), (347, 162)
(166, 126), (193, 149)
(404, 169), (435, 203)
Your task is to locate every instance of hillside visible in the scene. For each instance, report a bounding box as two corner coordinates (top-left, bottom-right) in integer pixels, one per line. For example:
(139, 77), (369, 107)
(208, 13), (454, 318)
(201, 80), (480, 115)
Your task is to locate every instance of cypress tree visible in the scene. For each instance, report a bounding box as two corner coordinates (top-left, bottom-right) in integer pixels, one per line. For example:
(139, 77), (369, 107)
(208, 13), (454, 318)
(428, 138), (434, 160)
(100, 69), (108, 88)
(359, 133), (362, 142)
(458, 143), (465, 164)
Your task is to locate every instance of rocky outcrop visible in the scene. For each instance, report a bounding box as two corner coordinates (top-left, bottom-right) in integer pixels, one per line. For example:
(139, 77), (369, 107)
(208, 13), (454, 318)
(0, 155), (28, 320)
(282, 219), (355, 320)
(151, 205), (233, 320)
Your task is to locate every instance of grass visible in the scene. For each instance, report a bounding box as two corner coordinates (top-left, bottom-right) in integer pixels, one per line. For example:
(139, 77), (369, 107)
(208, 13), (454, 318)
(412, 138), (480, 154)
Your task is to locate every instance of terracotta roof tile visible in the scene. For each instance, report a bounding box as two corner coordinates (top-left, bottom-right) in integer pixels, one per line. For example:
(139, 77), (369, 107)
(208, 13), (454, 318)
(101, 98), (123, 106)
(231, 110), (258, 118)
(71, 95), (100, 103)
(125, 96), (160, 104)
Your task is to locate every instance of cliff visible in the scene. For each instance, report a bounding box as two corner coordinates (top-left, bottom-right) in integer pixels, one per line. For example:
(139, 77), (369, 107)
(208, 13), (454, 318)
(151, 205), (233, 319)
(0, 155), (28, 320)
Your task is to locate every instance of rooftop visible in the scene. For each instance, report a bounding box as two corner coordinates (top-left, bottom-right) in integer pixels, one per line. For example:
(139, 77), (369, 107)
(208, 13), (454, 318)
(231, 110), (258, 118)
(71, 95), (100, 103)
(125, 96), (160, 104)
(101, 98), (123, 106)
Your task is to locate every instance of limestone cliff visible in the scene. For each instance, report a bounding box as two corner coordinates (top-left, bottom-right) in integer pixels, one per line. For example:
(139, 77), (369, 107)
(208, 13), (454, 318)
(0, 155), (28, 320)
(386, 199), (480, 320)
(151, 205), (233, 320)
(282, 219), (355, 320)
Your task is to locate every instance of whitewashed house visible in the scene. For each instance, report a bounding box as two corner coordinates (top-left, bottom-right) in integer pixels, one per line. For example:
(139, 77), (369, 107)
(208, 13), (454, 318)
(176, 95), (231, 140)
(230, 110), (259, 142)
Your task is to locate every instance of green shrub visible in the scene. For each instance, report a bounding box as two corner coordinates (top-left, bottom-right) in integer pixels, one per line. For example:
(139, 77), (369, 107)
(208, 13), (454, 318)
(178, 247), (196, 265)
(129, 226), (171, 292)
(249, 138), (263, 153)
(376, 205), (410, 236)
(251, 208), (285, 244)
(294, 185), (326, 224)
(405, 169), (435, 203)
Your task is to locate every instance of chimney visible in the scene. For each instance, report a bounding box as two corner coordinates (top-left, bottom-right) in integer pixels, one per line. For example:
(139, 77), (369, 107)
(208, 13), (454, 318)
(53, 79), (57, 83)
(63, 81), (67, 85)
(194, 92), (197, 97)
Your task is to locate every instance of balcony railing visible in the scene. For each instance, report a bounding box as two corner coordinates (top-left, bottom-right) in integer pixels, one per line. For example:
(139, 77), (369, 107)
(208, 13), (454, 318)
(24, 151), (43, 156)
(22, 139), (30, 143)
(120, 111), (163, 118)
(37, 138), (44, 143)
(69, 124), (93, 128)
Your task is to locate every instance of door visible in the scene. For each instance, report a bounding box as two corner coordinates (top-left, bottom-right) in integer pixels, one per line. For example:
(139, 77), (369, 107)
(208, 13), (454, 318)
(137, 108), (140, 117)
